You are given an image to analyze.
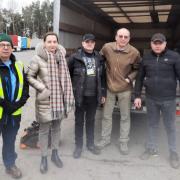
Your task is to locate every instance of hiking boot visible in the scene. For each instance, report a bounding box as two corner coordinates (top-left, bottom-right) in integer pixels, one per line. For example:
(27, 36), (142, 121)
(51, 149), (63, 168)
(96, 140), (110, 149)
(40, 156), (48, 174)
(73, 147), (82, 159)
(169, 151), (180, 169)
(140, 149), (158, 160)
(6, 165), (22, 179)
(119, 142), (129, 155)
(87, 145), (101, 155)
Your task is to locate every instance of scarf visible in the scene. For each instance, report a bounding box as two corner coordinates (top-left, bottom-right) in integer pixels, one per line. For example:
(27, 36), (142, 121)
(46, 48), (74, 120)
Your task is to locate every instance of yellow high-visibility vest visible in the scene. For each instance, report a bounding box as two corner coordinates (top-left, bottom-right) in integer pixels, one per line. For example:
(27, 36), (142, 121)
(0, 61), (24, 119)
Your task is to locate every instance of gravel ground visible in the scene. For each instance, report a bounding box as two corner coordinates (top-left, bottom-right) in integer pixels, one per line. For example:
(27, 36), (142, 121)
(0, 50), (180, 180)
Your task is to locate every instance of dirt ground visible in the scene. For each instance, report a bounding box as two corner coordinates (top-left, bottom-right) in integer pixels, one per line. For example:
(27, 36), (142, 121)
(0, 50), (180, 180)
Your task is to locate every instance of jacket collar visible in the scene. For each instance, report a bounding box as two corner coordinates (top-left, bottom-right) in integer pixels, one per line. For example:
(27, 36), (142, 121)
(35, 43), (66, 62)
(0, 53), (16, 66)
(151, 48), (167, 57)
(112, 42), (131, 53)
(73, 48), (98, 61)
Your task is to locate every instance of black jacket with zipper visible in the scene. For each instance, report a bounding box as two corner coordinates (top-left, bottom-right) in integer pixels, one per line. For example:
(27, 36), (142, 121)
(0, 53), (29, 121)
(134, 49), (180, 100)
(68, 48), (106, 106)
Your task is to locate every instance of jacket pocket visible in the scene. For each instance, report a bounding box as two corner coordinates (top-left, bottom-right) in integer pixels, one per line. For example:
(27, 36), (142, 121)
(143, 78), (154, 92)
(73, 68), (82, 75)
(37, 88), (51, 101)
(143, 78), (149, 87)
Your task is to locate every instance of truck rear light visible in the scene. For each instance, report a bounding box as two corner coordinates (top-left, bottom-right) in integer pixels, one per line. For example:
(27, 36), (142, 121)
(176, 103), (180, 116)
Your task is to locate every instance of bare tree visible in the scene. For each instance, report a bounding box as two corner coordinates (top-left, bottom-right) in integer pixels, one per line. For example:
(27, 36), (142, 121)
(0, 0), (53, 37)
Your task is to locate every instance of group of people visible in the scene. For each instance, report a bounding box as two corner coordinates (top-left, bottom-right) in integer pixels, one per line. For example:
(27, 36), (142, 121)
(0, 27), (180, 179)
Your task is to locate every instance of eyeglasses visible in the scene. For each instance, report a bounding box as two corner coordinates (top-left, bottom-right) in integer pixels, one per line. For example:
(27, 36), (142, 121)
(84, 40), (95, 44)
(117, 35), (129, 39)
(0, 43), (12, 49)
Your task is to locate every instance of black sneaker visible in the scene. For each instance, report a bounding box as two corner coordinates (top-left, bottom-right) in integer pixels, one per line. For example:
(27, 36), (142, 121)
(73, 147), (82, 159)
(140, 149), (158, 160)
(170, 151), (180, 169)
(87, 145), (101, 155)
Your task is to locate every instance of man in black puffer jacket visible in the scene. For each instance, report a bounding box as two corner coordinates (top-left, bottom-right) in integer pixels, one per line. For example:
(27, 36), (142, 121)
(134, 33), (180, 169)
(68, 33), (106, 159)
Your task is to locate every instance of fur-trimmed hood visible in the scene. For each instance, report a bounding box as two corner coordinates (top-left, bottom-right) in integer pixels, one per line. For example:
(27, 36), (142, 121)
(35, 42), (66, 61)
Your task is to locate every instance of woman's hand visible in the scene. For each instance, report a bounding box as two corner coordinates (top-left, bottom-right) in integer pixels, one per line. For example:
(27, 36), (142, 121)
(37, 88), (51, 101)
(101, 97), (106, 104)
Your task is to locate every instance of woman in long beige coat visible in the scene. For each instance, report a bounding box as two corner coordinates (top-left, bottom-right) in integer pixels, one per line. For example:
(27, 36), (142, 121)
(27, 32), (74, 174)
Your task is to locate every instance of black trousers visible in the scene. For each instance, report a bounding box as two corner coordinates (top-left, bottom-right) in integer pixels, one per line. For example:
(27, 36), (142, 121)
(75, 96), (97, 148)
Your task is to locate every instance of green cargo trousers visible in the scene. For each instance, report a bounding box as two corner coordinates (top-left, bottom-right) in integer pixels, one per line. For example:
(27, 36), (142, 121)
(101, 90), (131, 144)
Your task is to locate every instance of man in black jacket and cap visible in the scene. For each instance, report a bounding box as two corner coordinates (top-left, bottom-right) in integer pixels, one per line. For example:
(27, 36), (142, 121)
(134, 33), (180, 169)
(68, 33), (106, 158)
(0, 33), (29, 178)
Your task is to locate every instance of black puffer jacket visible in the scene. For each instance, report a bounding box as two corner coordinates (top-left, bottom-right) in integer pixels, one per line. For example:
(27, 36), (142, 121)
(135, 49), (180, 100)
(68, 48), (106, 106)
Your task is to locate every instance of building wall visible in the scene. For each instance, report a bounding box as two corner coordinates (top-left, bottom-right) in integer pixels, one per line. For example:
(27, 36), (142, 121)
(174, 24), (180, 52)
(130, 28), (172, 52)
(59, 5), (113, 50)
(131, 28), (171, 38)
(59, 4), (174, 54)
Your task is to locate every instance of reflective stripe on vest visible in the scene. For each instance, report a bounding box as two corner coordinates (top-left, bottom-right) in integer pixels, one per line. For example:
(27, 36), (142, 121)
(12, 61), (24, 116)
(0, 78), (4, 119)
(0, 61), (24, 119)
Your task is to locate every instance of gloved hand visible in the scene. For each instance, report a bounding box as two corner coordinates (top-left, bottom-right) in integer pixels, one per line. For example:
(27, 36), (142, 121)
(1, 100), (17, 114)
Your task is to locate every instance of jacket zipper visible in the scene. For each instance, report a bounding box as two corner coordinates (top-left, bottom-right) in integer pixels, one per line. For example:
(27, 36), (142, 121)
(156, 55), (159, 62)
(113, 57), (118, 81)
(155, 55), (160, 91)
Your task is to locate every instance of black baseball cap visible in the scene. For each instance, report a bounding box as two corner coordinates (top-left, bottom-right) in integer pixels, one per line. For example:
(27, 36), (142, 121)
(151, 33), (166, 43)
(82, 33), (95, 42)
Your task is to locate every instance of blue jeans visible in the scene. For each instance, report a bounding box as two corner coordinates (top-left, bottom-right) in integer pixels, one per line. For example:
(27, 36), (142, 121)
(0, 117), (20, 168)
(146, 97), (177, 153)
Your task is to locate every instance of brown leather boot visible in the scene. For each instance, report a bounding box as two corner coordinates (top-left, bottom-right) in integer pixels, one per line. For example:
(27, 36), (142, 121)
(6, 165), (22, 179)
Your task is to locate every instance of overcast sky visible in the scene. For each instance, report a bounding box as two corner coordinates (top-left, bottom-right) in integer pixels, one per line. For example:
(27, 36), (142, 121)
(1, 0), (52, 13)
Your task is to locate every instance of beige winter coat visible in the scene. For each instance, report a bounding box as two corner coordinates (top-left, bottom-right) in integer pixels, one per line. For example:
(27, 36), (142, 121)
(27, 43), (66, 123)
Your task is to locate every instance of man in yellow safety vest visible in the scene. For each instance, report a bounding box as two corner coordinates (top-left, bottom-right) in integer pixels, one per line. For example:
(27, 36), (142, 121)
(0, 33), (29, 179)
